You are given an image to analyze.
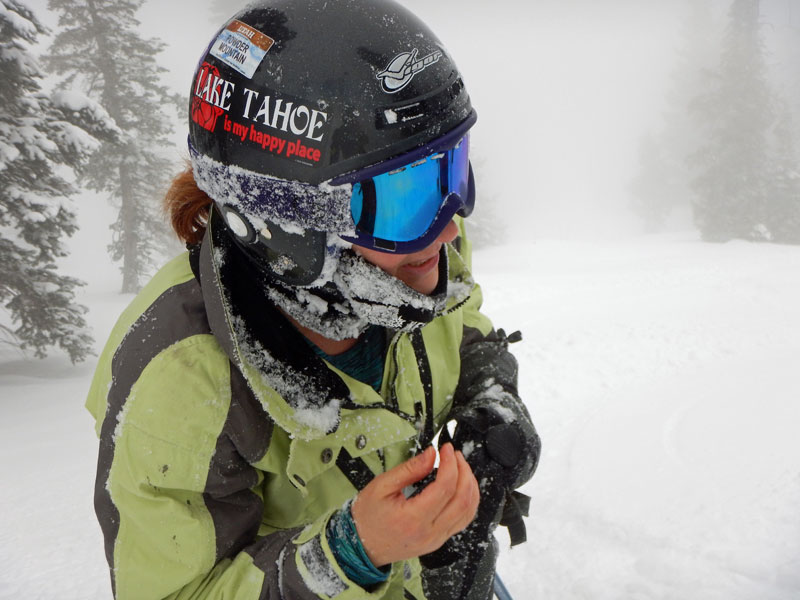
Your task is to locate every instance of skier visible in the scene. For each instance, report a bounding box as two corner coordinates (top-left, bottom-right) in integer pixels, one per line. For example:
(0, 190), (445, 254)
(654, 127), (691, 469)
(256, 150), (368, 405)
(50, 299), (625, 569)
(86, 1), (540, 598)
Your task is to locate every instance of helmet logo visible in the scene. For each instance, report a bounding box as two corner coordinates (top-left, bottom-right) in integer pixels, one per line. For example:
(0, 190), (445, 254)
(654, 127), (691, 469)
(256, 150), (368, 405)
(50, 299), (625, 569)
(377, 48), (443, 94)
(191, 63), (228, 132)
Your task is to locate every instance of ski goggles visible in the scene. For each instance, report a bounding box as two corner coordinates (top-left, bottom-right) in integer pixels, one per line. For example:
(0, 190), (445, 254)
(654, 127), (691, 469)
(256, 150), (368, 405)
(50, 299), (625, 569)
(333, 123), (475, 254)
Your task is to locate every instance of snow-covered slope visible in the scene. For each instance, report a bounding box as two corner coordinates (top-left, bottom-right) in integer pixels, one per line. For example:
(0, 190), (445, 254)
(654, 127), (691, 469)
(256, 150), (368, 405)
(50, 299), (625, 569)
(481, 236), (800, 600)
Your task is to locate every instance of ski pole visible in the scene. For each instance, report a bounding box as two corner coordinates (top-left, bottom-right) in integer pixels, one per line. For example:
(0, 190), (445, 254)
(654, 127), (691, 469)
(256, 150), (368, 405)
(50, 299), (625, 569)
(493, 574), (514, 600)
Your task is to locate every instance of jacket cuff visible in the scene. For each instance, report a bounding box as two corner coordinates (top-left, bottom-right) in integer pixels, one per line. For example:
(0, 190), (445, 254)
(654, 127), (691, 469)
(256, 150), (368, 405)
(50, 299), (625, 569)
(293, 510), (396, 599)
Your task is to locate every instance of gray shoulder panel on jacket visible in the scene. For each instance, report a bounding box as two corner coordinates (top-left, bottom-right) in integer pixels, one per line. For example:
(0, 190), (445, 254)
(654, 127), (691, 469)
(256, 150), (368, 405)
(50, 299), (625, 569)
(204, 363), (273, 563)
(95, 278), (211, 593)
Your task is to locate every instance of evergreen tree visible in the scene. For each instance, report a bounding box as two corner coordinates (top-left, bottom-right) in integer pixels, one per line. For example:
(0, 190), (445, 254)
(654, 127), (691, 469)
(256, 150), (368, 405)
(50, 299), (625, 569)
(629, 132), (675, 232)
(690, 0), (774, 242)
(45, 0), (179, 292)
(630, 0), (718, 232)
(1, 0), (116, 362)
(766, 101), (800, 243)
(769, 0), (800, 145)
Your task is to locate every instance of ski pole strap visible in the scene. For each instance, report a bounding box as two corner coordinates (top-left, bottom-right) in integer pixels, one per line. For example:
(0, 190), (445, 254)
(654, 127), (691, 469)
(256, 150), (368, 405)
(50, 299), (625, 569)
(499, 490), (530, 547)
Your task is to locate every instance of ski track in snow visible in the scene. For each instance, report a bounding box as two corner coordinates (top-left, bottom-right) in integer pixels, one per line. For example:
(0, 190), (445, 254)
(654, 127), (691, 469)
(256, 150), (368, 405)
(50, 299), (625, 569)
(2, 234), (800, 599)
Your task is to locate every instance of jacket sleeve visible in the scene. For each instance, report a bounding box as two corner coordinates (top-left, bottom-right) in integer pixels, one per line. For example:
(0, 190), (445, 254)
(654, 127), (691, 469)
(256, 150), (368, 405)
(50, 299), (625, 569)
(449, 224), (541, 490)
(92, 337), (398, 600)
(451, 284), (541, 491)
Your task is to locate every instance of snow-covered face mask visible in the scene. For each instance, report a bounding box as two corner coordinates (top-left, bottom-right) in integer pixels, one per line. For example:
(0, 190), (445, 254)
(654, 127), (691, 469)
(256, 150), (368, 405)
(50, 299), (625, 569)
(258, 240), (452, 340)
(207, 203), (471, 341)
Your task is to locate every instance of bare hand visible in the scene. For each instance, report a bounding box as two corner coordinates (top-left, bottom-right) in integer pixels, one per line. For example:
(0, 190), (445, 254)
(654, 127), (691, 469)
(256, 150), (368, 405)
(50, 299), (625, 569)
(350, 443), (480, 567)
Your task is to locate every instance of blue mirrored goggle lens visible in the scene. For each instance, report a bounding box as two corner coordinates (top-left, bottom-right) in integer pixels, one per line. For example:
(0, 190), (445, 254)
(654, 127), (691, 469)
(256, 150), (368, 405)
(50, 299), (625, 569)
(350, 135), (470, 243)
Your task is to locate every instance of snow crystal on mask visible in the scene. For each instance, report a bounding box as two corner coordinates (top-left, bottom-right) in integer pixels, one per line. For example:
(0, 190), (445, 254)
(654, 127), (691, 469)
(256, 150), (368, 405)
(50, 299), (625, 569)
(271, 253), (298, 275)
(259, 245), (468, 341)
(189, 145), (355, 236)
(295, 288), (331, 316)
(336, 254), (413, 309)
(299, 234), (348, 290)
(263, 282), (367, 341)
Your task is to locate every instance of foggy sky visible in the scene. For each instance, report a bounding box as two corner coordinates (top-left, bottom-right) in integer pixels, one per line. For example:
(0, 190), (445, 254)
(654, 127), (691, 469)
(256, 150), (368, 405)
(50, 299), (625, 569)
(22, 0), (800, 240)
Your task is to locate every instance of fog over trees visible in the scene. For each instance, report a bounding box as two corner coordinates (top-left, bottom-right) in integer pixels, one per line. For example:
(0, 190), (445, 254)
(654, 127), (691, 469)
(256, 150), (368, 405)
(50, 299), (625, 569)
(45, 0), (180, 293)
(2, 0), (800, 361)
(632, 0), (800, 242)
(630, 0), (719, 232)
(0, 0), (119, 361)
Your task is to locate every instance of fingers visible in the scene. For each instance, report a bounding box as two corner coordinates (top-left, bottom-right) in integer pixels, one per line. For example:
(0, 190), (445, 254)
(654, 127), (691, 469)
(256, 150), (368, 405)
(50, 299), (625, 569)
(372, 445), (436, 496)
(410, 444), (478, 527)
(431, 450), (480, 538)
(350, 444), (481, 566)
(410, 442), (459, 510)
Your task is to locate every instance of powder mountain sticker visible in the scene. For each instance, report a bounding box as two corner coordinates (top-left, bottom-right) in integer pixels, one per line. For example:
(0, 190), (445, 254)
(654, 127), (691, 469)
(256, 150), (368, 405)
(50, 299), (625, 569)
(210, 20), (275, 79)
(376, 48), (443, 93)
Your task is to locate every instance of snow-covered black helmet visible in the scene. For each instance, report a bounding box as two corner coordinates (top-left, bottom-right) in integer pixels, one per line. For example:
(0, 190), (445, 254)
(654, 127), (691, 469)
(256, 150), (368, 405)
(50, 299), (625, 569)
(189, 0), (476, 285)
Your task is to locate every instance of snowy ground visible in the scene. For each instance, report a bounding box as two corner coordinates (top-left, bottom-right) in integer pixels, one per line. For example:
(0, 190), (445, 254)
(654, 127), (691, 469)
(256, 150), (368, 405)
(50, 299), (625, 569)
(1, 232), (799, 599)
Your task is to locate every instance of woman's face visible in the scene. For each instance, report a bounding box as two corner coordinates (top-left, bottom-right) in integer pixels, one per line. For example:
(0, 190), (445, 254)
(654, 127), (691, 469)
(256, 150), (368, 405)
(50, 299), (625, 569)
(353, 219), (459, 295)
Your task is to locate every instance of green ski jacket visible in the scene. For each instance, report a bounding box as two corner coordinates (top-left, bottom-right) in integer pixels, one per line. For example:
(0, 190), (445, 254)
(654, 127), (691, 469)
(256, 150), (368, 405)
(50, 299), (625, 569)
(87, 221), (538, 600)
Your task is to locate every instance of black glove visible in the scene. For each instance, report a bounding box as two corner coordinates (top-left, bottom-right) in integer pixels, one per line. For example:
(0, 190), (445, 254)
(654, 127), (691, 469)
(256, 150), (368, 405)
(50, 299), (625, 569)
(450, 405), (528, 489)
(420, 406), (535, 575)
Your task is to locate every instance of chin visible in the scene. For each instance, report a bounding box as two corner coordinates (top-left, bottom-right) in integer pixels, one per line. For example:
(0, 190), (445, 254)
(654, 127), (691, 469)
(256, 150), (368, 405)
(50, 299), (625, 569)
(407, 275), (438, 295)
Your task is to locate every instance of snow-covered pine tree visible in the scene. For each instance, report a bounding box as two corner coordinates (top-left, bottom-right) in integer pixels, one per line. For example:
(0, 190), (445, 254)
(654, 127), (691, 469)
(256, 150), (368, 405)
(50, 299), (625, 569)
(770, 0), (800, 174)
(770, 1), (800, 245)
(1, 0), (116, 362)
(630, 0), (719, 233)
(45, 0), (179, 293)
(767, 0), (800, 129)
(689, 0), (774, 242)
(766, 102), (800, 243)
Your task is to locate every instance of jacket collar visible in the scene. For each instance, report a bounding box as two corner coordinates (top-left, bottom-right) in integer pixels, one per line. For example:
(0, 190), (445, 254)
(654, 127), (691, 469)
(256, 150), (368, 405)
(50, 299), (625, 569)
(198, 212), (475, 441)
(199, 215), (351, 440)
